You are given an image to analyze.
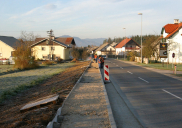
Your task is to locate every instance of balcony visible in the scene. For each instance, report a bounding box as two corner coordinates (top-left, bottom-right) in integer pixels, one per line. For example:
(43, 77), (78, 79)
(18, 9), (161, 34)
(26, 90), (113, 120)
(125, 47), (140, 50)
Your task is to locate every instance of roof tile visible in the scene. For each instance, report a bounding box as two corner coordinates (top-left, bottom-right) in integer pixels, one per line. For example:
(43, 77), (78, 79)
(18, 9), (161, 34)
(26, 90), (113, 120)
(164, 23), (182, 38)
(115, 38), (131, 48)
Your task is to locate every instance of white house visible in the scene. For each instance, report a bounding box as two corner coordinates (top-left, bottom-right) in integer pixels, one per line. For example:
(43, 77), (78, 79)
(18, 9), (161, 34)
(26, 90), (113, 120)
(31, 37), (76, 60)
(160, 19), (182, 63)
(95, 43), (109, 55)
(0, 36), (19, 59)
(115, 38), (140, 55)
(95, 42), (119, 56)
(103, 42), (117, 55)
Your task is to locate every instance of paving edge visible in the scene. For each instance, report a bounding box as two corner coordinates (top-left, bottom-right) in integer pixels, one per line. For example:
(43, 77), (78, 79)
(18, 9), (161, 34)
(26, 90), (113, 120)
(47, 61), (91, 128)
(99, 67), (117, 128)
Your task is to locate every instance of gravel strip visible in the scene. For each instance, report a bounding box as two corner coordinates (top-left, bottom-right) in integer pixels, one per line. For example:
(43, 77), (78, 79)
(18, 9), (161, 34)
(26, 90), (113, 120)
(60, 62), (111, 128)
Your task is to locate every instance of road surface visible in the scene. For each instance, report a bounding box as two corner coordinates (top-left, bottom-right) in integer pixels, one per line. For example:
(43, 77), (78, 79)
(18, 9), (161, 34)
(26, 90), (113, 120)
(103, 58), (182, 128)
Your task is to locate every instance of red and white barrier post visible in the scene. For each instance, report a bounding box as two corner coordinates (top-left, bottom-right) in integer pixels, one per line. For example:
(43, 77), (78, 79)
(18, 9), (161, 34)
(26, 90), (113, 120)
(104, 64), (110, 82)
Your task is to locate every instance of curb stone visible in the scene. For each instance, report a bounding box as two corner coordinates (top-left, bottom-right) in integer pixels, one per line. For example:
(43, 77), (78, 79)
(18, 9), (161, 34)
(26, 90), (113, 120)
(99, 66), (117, 128)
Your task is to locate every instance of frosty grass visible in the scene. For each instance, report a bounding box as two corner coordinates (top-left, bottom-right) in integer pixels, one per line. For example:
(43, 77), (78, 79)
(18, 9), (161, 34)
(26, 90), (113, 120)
(0, 63), (74, 98)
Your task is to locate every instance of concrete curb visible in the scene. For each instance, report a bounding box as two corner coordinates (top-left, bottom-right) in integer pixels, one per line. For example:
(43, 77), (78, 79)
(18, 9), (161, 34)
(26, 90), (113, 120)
(99, 67), (117, 128)
(47, 61), (91, 128)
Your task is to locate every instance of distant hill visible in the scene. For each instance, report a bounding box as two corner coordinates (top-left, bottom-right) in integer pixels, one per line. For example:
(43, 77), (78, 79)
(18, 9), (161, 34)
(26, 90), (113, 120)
(60, 35), (106, 47)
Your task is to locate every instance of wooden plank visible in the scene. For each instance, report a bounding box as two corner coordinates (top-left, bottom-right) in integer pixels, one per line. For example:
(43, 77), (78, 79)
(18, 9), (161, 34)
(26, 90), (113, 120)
(20, 94), (59, 112)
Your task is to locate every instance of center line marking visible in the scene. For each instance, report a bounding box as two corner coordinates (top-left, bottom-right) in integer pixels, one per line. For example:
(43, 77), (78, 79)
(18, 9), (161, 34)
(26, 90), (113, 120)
(162, 89), (182, 100)
(138, 77), (149, 83)
(127, 71), (133, 74)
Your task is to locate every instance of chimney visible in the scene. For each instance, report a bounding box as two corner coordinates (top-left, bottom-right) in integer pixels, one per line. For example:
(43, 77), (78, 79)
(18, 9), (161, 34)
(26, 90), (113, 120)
(174, 19), (179, 24)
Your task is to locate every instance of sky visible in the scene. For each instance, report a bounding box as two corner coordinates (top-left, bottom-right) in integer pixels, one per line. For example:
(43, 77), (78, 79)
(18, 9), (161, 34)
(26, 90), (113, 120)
(0, 0), (182, 39)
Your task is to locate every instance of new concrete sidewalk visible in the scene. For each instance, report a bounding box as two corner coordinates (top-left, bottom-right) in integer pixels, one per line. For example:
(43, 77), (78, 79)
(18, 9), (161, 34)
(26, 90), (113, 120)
(60, 62), (116, 128)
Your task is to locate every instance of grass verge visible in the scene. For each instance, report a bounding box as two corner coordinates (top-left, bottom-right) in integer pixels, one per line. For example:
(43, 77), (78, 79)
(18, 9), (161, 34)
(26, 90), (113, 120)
(136, 63), (182, 71)
(0, 75), (51, 103)
(0, 63), (74, 103)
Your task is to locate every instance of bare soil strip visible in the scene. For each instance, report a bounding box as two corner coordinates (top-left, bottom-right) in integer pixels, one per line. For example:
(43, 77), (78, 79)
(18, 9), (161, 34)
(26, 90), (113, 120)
(0, 61), (90, 128)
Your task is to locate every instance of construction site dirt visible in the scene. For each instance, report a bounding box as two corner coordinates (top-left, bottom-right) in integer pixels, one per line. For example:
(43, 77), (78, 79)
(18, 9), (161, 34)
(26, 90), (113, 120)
(0, 61), (90, 128)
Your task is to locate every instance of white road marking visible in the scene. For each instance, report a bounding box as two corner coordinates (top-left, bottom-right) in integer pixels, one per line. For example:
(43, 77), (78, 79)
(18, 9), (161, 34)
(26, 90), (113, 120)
(138, 77), (149, 83)
(127, 71), (133, 74)
(162, 89), (182, 100)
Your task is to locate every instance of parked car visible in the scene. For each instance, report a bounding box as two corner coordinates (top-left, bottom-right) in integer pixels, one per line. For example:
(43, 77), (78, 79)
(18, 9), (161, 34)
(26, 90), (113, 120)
(101, 55), (107, 59)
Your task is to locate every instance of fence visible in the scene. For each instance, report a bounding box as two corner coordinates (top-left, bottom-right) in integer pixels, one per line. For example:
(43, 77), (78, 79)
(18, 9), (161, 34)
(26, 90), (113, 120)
(108, 55), (125, 59)
(135, 57), (149, 64)
(0, 57), (15, 65)
(0, 60), (10, 65)
(107, 55), (150, 64)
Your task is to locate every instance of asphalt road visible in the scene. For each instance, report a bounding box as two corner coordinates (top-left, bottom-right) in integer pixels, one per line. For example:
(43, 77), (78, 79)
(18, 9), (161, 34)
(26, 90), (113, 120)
(103, 58), (182, 128)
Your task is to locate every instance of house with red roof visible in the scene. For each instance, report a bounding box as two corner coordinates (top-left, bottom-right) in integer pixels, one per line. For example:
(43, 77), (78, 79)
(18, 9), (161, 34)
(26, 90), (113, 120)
(31, 36), (76, 60)
(115, 38), (140, 55)
(161, 19), (182, 63)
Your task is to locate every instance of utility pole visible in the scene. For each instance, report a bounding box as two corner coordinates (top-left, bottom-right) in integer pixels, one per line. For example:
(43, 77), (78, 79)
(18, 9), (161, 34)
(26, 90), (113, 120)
(47, 29), (54, 60)
(138, 13), (142, 63)
(123, 28), (126, 60)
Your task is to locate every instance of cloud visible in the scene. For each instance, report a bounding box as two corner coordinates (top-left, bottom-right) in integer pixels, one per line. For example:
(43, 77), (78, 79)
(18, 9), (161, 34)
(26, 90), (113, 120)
(6, 0), (176, 38)
(9, 15), (18, 19)
(98, 0), (124, 3)
(44, 4), (57, 10)
(23, 7), (41, 16)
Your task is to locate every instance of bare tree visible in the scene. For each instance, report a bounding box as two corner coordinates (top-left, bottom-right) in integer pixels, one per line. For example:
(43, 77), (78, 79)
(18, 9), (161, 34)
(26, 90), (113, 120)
(13, 31), (40, 70)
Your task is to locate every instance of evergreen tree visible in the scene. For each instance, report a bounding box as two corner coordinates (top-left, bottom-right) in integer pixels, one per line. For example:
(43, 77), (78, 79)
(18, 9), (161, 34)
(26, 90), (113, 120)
(108, 37), (112, 44)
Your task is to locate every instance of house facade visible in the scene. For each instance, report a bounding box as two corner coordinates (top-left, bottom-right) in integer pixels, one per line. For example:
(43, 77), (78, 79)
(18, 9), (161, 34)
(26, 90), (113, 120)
(31, 37), (76, 60)
(0, 36), (19, 59)
(95, 42), (118, 56)
(115, 38), (140, 55)
(161, 19), (182, 63)
(103, 42), (117, 55)
(95, 43), (109, 55)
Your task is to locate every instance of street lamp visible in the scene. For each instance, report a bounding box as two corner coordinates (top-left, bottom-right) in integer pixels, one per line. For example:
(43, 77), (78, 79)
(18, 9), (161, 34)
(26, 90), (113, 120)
(123, 28), (126, 60)
(138, 13), (142, 63)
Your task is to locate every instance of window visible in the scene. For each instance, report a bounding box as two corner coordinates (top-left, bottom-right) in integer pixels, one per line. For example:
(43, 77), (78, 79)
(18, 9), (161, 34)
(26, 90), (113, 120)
(42, 47), (46, 51)
(162, 38), (166, 42)
(51, 47), (55, 51)
(42, 55), (48, 59)
(0, 53), (2, 57)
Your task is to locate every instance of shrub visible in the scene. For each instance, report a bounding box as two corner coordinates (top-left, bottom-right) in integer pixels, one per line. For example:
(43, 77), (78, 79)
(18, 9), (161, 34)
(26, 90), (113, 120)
(71, 47), (80, 60)
(13, 43), (39, 70)
(42, 60), (55, 65)
(82, 50), (89, 60)
(127, 51), (138, 61)
(13, 32), (40, 70)
(149, 60), (161, 63)
(57, 57), (63, 63)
